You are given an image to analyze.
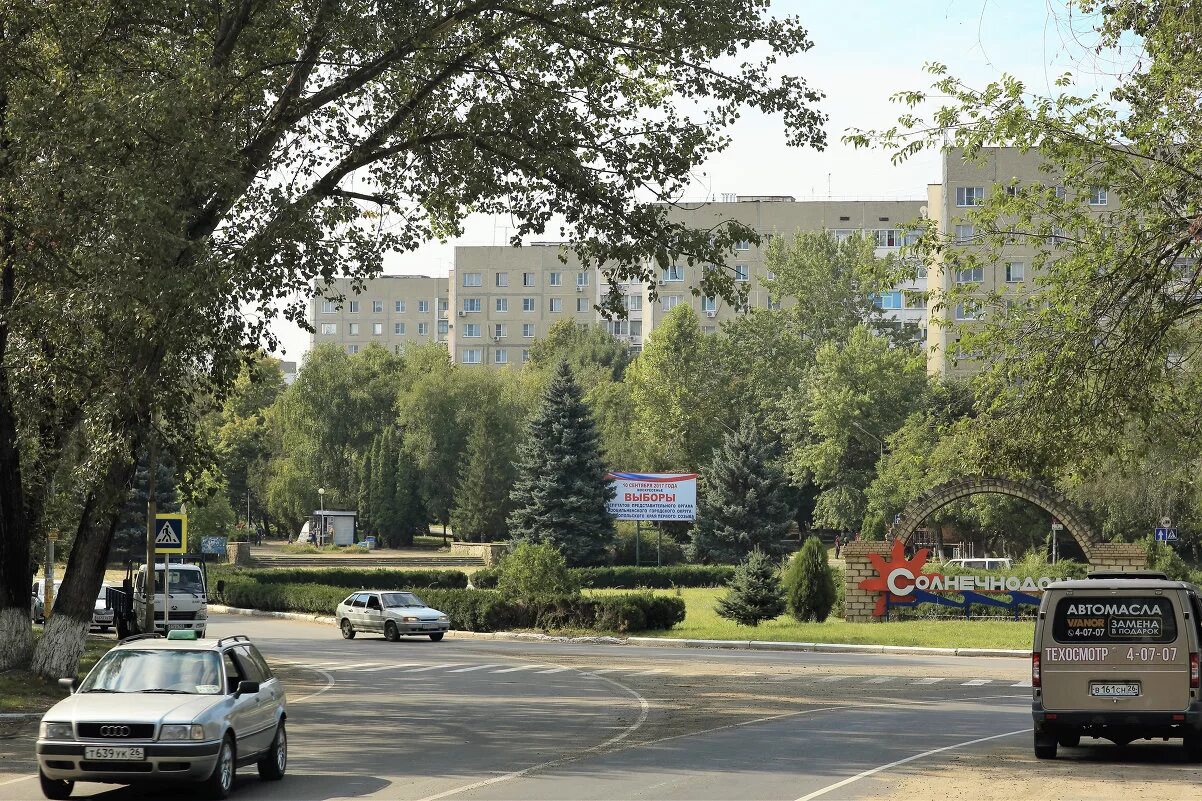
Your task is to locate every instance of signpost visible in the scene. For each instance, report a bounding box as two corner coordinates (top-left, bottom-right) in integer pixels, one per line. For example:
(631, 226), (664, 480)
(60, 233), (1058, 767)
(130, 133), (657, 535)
(606, 473), (698, 566)
(154, 514), (187, 631)
(1051, 519), (1063, 563)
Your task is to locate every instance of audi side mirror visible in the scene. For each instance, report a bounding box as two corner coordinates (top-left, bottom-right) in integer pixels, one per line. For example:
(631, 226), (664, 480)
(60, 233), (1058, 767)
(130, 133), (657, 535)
(58, 678), (77, 694)
(235, 680), (260, 697)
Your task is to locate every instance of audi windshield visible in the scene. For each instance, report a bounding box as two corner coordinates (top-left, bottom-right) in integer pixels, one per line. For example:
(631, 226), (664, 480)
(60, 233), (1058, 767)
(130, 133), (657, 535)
(80, 650), (223, 695)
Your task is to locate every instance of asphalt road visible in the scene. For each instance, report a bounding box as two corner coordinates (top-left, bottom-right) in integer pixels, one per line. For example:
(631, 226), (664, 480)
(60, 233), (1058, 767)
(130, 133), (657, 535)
(0, 615), (1035, 800)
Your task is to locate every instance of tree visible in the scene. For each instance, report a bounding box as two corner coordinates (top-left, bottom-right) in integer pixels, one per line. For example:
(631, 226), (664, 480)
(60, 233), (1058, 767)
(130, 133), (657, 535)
(508, 361), (614, 566)
(111, 454), (180, 561)
(451, 413), (518, 542)
(529, 320), (631, 390)
(688, 418), (794, 564)
(715, 549), (786, 627)
(496, 542), (580, 603)
(783, 537), (836, 622)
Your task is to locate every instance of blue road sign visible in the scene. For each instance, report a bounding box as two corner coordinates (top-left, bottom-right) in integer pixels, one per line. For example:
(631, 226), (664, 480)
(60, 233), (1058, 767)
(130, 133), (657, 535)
(1155, 527), (1179, 544)
(200, 536), (227, 556)
(154, 515), (187, 554)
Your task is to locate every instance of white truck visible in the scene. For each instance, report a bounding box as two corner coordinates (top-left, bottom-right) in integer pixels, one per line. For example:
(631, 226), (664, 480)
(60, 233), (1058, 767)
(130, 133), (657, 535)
(113, 558), (209, 639)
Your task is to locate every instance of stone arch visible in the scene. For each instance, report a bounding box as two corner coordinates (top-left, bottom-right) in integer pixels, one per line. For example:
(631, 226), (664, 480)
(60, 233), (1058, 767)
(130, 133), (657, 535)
(892, 476), (1100, 559)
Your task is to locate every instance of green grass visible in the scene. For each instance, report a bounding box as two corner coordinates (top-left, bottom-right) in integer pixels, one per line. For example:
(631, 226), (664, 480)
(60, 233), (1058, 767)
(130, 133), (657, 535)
(0, 635), (115, 713)
(585, 588), (1035, 650)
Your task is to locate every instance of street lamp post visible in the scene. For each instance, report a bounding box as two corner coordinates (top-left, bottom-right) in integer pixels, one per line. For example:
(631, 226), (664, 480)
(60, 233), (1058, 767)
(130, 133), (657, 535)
(317, 488), (326, 548)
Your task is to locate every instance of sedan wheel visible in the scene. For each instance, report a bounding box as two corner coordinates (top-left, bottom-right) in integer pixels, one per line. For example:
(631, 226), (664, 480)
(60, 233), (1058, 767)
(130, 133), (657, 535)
(340, 618), (355, 639)
(429, 632), (445, 642)
(257, 722), (287, 780)
(384, 621), (400, 642)
(202, 735), (235, 799)
(38, 770), (73, 800)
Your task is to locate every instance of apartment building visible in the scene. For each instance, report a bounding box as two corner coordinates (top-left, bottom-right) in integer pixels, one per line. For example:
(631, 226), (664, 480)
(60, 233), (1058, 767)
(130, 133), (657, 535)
(309, 275), (450, 354)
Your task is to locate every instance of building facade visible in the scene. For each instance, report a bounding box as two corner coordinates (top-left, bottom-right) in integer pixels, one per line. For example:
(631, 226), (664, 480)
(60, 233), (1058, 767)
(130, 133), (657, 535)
(309, 275), (450, 355)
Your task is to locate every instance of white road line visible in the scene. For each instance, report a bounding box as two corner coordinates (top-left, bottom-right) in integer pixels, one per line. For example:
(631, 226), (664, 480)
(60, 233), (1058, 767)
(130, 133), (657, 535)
(448, 664), (504, 673)
(913, 677), (945, 685)
(1012, 680), (1033, 687)
(793, 728), (1030, 801)
(867, 676), (896, 684)
(588, 668), (625, 675)
(818, 675), (850, 683)
(290, 666), (336, 704)
(628, 668), (668, 676)
(400, 663), (463, 673)
(491, 664), (547, 674)
(334, 662), (379, 670)
(353, 664), (420, 672)
(535, 667), (573, 674)
(0, 775), (33, 787)
(962, 679), (992, 686)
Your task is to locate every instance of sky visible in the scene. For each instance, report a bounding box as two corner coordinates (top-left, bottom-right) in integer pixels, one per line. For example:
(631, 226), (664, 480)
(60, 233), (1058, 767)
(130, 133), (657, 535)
(268, 0), (1130, 363)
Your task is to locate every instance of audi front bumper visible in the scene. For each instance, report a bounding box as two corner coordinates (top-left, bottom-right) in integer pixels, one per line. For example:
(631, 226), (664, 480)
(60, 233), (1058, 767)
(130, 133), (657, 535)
(36, 740), (222, 783)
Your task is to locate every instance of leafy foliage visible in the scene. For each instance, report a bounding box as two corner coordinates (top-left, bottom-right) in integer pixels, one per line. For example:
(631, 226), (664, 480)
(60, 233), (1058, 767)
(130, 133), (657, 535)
(715, 549), (786, 627)
(495, 542), (580, 603)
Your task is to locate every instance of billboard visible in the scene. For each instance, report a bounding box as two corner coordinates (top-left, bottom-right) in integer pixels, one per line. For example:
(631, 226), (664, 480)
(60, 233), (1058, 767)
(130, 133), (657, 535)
(606, 473), (698, 521)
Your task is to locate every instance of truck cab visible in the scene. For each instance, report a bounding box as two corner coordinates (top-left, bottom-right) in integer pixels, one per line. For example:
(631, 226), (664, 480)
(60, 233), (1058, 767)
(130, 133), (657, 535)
(115, 560), (209, 639)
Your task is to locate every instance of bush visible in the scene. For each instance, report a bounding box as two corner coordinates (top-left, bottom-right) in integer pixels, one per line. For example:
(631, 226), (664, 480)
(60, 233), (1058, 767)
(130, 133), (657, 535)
(715, 549), (786, 627)
(472, 564), (734, 590)
(1141, 536), (1191, 581)
(212, 567), (468, 590)
(783, 536), (836, 622)
(496, 543), (579, 602)
(831, 564), (845, 619)
(470, 567), (500, 588)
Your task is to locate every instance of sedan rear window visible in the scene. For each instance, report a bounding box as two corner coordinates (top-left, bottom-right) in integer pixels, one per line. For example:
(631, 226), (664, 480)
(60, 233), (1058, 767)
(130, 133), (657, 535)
(1052, 596), (1177, 643)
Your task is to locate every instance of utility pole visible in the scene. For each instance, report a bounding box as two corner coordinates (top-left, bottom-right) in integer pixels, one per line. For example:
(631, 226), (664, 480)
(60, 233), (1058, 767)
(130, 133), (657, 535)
(144, 431), (158, 633)
(44, 529), (57, 618)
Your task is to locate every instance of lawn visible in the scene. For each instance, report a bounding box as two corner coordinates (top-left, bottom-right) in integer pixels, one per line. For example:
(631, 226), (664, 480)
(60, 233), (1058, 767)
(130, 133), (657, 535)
(0, 635), (116, 713)
(585, 588), (1035, 650)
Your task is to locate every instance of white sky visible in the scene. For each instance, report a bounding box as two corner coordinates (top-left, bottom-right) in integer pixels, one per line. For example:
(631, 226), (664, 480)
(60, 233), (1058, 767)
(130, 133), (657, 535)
(267, 0), (1127, 362)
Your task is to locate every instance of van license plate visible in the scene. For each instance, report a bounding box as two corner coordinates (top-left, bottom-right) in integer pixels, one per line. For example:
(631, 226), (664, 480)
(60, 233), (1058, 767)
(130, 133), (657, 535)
(83, 746), (144, 760)
(1090, 683), (1140, 697)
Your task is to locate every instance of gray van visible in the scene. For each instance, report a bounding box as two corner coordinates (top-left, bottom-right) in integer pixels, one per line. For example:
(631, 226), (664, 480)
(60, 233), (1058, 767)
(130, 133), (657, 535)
(1032, 573), (1202, 759)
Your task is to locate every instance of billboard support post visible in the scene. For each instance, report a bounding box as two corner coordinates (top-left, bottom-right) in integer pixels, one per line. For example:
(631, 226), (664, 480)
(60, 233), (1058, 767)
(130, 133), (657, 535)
(634, 519), (641, 567)
(657, 526), (662, 567)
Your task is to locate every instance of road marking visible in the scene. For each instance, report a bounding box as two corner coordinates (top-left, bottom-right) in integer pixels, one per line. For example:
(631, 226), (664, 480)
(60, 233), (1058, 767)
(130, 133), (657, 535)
(818, 675), (850, 683)
(290, 666), (336, 705)
(448, 664), (504, 673)
(491, 664), (547, 673)
(588, 668), (625, 675)
(628, 668), (668, 676)
(335, 662), (379, 670)
(400, 663), (463, 673)
(867, 676), (896, 684)
(913, 677), (945, 685)
(1012, 680), (1032, 687)
(535, 666), (573, 674)
(353, 664), (420, 672)
(793, 728), (1030, 801)
(0, 775), (33, 787)
(962, 679), (991, 686)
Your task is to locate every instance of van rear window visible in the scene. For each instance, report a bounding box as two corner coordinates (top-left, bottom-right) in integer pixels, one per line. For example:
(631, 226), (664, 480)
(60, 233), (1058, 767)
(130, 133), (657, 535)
(1052, 596), (1176, 643)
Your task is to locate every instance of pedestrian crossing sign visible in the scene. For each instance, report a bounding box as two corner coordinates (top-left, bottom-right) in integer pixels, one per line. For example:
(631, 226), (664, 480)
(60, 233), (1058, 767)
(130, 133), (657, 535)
(154, 514), (187, 554)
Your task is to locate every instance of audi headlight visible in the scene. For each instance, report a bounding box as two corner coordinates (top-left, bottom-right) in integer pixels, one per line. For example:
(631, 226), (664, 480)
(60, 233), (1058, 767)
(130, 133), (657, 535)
(40, 722), (73, 740)
(159, 724), (205, 741)
(402, 616), (419, 622)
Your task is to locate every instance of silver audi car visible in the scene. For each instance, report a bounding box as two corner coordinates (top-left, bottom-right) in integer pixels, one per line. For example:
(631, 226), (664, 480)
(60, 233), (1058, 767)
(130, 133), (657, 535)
(36, 631), (287, 800)
(336, 590), (450, 641)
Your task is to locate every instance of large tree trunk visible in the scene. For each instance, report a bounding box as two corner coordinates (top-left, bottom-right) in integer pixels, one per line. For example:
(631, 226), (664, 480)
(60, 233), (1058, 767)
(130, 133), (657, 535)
(31, 451), (135, 679)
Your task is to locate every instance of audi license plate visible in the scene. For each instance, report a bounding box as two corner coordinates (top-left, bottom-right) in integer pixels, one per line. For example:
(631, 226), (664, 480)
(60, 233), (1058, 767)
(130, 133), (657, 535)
(83, 746), (144, 760)
(1090, 683), (1140, 697)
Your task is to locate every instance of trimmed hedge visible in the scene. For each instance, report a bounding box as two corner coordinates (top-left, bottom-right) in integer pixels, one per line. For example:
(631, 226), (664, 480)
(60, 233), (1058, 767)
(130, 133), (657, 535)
(218, 578), (685, 634)
(211, 566), (468, 590)
(472, 564), (734, 590)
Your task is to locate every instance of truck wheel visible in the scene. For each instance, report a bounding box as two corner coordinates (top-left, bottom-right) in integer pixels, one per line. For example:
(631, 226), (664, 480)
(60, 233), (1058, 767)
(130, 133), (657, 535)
(1057, 733), (1080, 748)
(1034, 731), (1058, 759)
(340, 619), (355, 639)
(38, 769), (73, 799)
(1184, 732), (1202, 762)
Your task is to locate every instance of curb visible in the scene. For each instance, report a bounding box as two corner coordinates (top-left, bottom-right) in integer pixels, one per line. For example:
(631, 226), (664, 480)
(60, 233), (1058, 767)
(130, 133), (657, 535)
(208, 605), (1028, 658)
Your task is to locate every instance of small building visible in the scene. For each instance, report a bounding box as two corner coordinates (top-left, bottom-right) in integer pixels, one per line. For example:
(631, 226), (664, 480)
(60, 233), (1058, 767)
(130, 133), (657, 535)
(306, 510), (358, 546)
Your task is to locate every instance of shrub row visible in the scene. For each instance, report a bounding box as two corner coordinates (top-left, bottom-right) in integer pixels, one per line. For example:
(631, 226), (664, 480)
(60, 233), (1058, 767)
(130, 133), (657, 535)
(472, 564), (734, 590)
(211, 566), (469, 590)
(217, 578), (685, 634)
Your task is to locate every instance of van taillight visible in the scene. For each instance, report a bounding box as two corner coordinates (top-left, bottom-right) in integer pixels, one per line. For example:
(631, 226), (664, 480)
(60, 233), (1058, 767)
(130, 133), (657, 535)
(1191, 653), (1199, 689)
(1032, 652), (1041, 687)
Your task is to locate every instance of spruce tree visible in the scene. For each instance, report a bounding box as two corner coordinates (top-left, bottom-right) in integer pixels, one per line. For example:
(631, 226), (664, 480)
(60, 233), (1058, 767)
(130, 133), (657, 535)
(368, 429), (398, 545)
(112, 452), (178, 559)
(688, 418), (794, 564)
(783, 536), (837, 622)
(508, 360), (614, 566)
(357, 448), (375, 537)
(393, 445), (425, 547)
(451, 414), (516, 542)
(715, 548), (786, 626)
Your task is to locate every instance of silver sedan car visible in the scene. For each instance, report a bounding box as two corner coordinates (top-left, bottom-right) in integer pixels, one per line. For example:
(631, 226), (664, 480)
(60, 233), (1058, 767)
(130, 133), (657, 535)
(336, 590), (450, 641)
(36, 631), (287, 800)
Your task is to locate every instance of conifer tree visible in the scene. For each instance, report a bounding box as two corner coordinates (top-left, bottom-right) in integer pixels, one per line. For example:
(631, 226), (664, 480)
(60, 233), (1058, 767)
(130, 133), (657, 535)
(508, 361), (614, 566)
(451, 414), (517, 542)
(783, 536), (837, 622)
(357, 448), (375, 537)
(688, 418), (794, 563)
(112, 453), (178, 559)
(368, 429), (398, 544)
(392, 445), (425, 547)
(715, 548), (786, 626)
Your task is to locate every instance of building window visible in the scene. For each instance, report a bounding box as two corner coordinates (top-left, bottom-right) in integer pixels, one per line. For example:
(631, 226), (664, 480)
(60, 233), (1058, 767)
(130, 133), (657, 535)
(954, 224), (976, 244)
(549, 272), (562, 287)
(464, 323), (481, 337)
(735, 240), (751, 251)
(549, 298), (563, 313)
(1054, 185), (1067, 200)
(608, 319), (629, 336)
(493, 323), (505, 338)
(522, 297), (536, 312)
(394, 322), (405, 335)
(495, 272), (509, 287)
(438, 298), (448, 313)
(372, 323), (383, 335)
(904, 292), (927, 310)
(874, 229), (900, 248)
(349, 300), (360, 313)
(522, 323), (535, 338)
(625, 294), (642, 311)
(661, 265), (684, 282)
(576, 272), (589, 287)
(576, 297), (589, 312)
(875, 291), (903, 310)
(701, 297), (717, 312)
(832, 228), (857, 242)
(320, 323), (336, 335)
(347, 344), (359, 354)
(494, 348), (508, 365)
(463, 272), (482, 287)
(523, 272), (536, 287)
(349, 323), (360, 336)
(418, 322), (429, 336)
(463, 298), (481, 313)
(418, 300), (430, 313)
(521, 349), (531, 363)
(955, 266), (984, 284)
(462, 348), (482, 365)
(631, 320), (642, 336)
(734, 264), (749, 282)
(954, 302), (980, 321)
(1089, 186), (1108, 206)
(321, 300), (336, 313)
(372, 300), (383, 313)
(914, 264), (928, 279)
(437, 320), (448, 336)
(663, 295), (683, 310)
(1005, 262), (1025, 283)
(955, 186), (984, 207)
(496, 297), (508, 313)
(395, 300), (406, 313)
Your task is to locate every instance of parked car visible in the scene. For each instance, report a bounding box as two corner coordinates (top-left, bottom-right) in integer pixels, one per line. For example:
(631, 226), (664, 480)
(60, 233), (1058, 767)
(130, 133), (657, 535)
(36, 631), (287, 799)
(335, 590), (449, 642)
(32, 581), (119, 633)
(945, 557), (1013, 571)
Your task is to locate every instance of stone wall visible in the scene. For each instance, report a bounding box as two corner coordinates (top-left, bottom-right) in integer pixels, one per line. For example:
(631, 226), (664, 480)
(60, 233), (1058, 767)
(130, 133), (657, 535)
(450, 541), (509, 566)
(1087, 542), (1148, 572)
(226, 542), (252, 566)
(841, 541), (891, 623)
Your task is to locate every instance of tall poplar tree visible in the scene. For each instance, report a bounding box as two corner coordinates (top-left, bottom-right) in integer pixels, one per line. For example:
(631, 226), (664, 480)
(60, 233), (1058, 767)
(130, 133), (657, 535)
(508, 361), (614, 566)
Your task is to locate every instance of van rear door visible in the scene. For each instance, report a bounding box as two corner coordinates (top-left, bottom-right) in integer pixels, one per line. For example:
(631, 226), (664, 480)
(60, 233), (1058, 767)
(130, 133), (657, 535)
(1042, 590), (1189, 712)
